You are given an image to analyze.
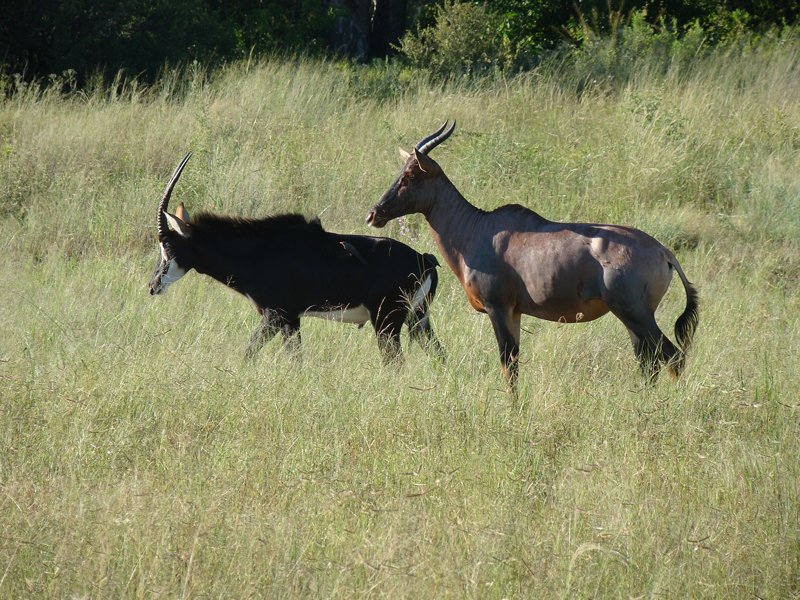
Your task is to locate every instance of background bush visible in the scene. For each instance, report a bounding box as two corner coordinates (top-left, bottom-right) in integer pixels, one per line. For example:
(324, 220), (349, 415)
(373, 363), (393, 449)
(398, 1), (517, 76)
(2, 0), (798, 86)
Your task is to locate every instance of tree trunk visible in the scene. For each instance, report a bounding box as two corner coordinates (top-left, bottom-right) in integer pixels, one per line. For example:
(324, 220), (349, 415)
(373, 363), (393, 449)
(327, 0), (370, 60)
(370, 0), (407, 57)
(326, 0), (408, 60)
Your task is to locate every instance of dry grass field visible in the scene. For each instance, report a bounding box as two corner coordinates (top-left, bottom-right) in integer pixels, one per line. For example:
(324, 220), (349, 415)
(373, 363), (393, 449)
(1, 40), (799, 597)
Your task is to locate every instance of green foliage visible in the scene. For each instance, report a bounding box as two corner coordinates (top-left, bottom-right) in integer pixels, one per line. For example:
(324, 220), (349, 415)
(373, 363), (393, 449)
(553, 13), (800, 95)
(402, 0), (800, 79)
(398, 1), (518, 76)
(545, 0), (799, 43)
(397, 1), (796, 80)
(561, 10), (710, 90)
(492, 0), (573, 53)
(0, 0), (338, 84)
(225, 0), (340, 56)
(1, 0), (237, 82)
(2, 0), (798, 86)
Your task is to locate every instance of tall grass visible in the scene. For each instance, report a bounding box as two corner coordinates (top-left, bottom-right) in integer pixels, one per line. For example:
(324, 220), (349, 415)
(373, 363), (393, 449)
(1, 41), (799, 597)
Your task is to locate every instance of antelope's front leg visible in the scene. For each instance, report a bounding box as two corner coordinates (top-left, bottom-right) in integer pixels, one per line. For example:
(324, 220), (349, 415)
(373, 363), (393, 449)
(485, 304), (521, 391)
(245, 308), (282, 360)
(280, 318), (302, 357)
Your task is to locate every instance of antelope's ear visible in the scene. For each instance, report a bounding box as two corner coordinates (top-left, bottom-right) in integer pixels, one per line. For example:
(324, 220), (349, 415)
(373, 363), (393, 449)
(175, 202), (190, 223)
(398, 147), (411, 162)
(165, 211), (192, 238)
(413, 148), (439, 174)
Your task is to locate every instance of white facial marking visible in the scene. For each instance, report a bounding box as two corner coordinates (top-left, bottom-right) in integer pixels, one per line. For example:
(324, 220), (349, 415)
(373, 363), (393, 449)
(159, 259), (187, 291)
(303, 304), (370, 325)
(411, 274), (432, 311)
(154, 243), (187, 294)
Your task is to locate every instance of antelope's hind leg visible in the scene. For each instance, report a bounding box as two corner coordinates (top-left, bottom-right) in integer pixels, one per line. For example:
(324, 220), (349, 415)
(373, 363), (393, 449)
(616, 310), (678, 382)
(372, 308), (405, 365)
(408, 307), (446, 362)
(245, 308), (283, 360)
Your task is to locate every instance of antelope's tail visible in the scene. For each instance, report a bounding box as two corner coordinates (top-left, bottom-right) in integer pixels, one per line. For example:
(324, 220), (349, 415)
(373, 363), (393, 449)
(410, 254), (439, 315)
(422, 252), (440, 272)
(670, 258), (700, 375)
(407, 254), (445, 362)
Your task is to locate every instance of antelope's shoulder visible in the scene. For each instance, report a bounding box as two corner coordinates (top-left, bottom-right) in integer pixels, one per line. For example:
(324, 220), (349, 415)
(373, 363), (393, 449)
(490, 203), (551, 229)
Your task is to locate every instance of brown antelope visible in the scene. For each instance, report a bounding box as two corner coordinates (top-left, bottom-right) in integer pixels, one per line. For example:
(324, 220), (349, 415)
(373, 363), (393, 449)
(367, 122), (699, 389)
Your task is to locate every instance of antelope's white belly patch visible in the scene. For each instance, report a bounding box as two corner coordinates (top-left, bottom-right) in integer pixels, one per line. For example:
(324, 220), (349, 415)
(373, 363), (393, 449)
(303, 304), (370, 325)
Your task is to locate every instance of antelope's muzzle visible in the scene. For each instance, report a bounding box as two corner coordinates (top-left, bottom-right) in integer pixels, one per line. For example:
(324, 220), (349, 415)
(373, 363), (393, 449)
(366, 209), (386, 228)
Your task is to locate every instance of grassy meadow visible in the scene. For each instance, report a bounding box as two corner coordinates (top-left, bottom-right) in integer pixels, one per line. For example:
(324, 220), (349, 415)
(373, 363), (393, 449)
(1, 43), (799, 597)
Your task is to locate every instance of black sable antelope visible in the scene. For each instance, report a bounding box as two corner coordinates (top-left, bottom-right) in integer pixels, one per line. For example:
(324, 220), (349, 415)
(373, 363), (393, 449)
(367, 122), (699, 389)
(150, 153), (445, 363)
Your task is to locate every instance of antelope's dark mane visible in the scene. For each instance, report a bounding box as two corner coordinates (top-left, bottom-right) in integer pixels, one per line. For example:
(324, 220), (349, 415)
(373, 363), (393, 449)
(189, 212), (324, 237)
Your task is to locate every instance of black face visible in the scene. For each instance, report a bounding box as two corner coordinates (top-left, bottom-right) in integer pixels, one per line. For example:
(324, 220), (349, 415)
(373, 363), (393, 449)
(367, 180), (398, 228)
(367, 163), (419, 228)
(368, 122), (454, 227)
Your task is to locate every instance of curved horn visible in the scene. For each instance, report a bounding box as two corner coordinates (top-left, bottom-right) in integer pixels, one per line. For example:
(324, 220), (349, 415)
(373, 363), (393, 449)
(157, 152), (192, 239)
(415, 121), (448, 152)
(415, 120), (456, 155)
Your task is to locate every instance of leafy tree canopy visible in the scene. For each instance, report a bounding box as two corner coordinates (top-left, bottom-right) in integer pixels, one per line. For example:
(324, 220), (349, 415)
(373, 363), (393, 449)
(1, 0), (797, 83)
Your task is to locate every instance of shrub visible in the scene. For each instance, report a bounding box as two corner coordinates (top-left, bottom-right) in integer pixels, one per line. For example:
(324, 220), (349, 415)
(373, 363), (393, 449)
(557, 10), (709, 91)
(398, 1), (517, 78)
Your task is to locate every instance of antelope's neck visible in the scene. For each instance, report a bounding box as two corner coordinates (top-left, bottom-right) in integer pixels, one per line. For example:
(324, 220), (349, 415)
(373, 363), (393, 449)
(191, 236), (250, 295)
(424, 183), (482, 280)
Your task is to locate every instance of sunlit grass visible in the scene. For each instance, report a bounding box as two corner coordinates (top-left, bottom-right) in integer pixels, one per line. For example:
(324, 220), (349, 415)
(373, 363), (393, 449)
(1, 47), (798, 596)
